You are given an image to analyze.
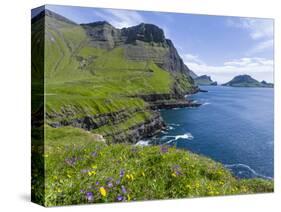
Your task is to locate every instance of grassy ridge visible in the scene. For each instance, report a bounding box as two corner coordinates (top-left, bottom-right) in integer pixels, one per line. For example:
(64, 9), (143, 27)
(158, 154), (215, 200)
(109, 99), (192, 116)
(31, 126), (273, 206)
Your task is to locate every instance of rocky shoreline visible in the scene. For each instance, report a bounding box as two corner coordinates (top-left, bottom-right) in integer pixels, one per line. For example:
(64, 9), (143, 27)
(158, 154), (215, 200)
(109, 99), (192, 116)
(47, 91), (200, 144)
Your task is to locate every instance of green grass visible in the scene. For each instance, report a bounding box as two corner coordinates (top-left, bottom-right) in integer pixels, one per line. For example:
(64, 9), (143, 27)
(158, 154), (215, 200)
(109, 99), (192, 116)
(40, 15), (192, 138)
(44, 37), (174, 129)
(31, 15), (273, 207)
(31, 126), (273, 206)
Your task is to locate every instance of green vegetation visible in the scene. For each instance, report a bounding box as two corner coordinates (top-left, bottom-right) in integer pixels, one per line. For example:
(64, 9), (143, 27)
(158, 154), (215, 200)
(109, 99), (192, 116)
(31, 11), (273, 206)
(44, 15), (177, 136)
(31, 126), (273, 206)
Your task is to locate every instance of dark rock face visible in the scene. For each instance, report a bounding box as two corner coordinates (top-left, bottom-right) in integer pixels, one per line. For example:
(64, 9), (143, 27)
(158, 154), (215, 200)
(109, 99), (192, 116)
(47, 109), (137, 131)
(108, 112), (165, 143)
(121, 23), (166, 44)
(81, 22), (123, 49)
(194, 75), (217, 86)
(81, 21), (196, 80)
(47, 109), (165, 144)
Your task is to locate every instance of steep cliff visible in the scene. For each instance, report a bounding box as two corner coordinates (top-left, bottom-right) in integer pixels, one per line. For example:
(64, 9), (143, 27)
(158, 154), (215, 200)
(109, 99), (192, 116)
(32, 9), (199, 143)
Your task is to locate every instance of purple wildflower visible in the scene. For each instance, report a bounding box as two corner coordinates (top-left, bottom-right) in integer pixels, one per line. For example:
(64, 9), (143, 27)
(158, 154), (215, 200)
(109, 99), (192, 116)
(116, 179), (121, 185)
(65, 157), (76, 166)
(81, 169), (90, 174)
(160, 146), (169, 153)
(107, 182), (114, 188)
(91, 152), (97, 157)
(85, 192), (94, 202)
(175, 170), (181, 176)
(106, 177), (113, 182)
(117, 195), (123, 201)
(172, 165), (182, 176)
(120, 169), (125, 178)
(95, 181), (100, 186)
(121, 185), (127, 194)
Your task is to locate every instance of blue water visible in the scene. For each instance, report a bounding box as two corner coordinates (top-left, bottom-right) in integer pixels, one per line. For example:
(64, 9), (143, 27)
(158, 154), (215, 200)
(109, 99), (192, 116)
(157, 86), (274, 179)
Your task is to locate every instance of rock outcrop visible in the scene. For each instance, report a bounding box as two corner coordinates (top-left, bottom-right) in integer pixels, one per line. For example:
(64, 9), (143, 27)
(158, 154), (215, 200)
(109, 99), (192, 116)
(194, 75), (217, 86)
(222, 75), (273, 88)
(47, 108), (165, 143)
(81, 21), (196, 81)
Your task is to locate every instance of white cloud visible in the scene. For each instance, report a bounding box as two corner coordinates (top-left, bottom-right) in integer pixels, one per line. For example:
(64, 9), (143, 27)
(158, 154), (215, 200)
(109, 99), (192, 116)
(94, 9), (144, 28)
(227, 18), (273, 40)
(182, 54), (204, 65)
(227, 18), (274, 57)
(183, 54), (273, 84)
(247, 39), (274, 55)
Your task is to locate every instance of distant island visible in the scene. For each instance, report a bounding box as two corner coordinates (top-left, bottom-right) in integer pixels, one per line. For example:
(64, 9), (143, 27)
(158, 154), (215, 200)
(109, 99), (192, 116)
(222, 75), (273, 88)
(194, 75), (217, 86)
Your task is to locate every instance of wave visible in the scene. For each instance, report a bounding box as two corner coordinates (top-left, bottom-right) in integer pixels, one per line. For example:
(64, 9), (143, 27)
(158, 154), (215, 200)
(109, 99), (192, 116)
(202, 102), (211, 106)
(135, 140), (150, 146)
(161, 130), (168, 134)
(225, 163), (272, 180)
(168, 126), (174, 130)
(169, 123), (181, 127)
(162, 133), (194, 144)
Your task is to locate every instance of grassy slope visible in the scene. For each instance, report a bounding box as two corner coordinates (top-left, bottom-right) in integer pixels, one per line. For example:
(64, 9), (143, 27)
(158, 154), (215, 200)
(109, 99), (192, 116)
(44, 15), (184, 137)
(31, 126), (273, 206)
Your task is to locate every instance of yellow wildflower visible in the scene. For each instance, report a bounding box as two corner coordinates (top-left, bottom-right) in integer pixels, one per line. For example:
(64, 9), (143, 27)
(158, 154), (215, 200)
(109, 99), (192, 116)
(99, 187), (107, 197)
(88, 170), (96, 176)
(171, 172), (177, 177)
(127, 194), (131, 201)
(130, 174), (134, 180)
(126, 174), (131, 180)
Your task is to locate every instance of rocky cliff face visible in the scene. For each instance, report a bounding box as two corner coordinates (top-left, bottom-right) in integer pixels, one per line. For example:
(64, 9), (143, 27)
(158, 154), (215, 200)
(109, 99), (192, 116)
(47, 108), (165, 143)
(33, 9), (200, 144)
(82, 22), (196, 81)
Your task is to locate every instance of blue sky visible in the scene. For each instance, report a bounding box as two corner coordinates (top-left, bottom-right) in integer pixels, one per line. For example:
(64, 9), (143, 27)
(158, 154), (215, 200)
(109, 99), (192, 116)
(41, 5), (274, 83)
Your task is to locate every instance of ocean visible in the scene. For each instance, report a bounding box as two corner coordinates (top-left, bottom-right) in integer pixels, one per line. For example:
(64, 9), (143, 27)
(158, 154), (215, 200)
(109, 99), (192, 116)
(148, 86), (274, 179)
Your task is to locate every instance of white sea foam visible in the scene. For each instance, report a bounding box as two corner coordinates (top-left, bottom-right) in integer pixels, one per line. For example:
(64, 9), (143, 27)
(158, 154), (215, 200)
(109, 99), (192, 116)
(168, 126), (174, 130)
(163, 133), (194, 144)
(135, 140), (150, 146)
(202, 102), (211, 106)
(169, 123), (180, 127)
(225, 163), (272, 180)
